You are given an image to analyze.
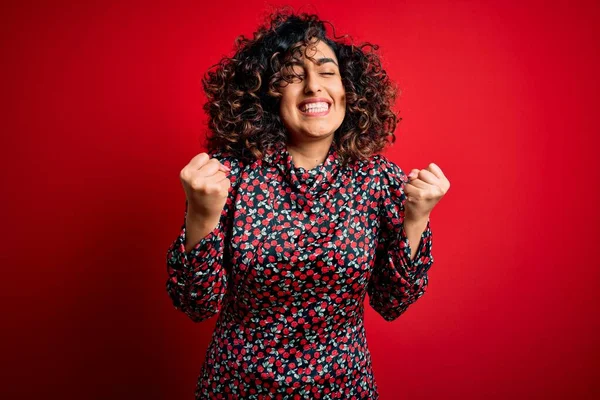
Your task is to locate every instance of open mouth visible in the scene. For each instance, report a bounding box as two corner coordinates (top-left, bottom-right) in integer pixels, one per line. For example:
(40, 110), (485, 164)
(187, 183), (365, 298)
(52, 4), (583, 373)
(298, 101), (331, 116)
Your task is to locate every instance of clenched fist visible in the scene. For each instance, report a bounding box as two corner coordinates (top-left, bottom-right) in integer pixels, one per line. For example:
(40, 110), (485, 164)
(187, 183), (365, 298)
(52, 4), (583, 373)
(179, 152), (232, 220)
(404, 162), (450, 221)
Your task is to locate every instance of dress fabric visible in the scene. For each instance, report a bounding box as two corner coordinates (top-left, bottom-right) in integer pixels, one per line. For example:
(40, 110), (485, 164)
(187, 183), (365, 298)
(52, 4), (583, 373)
(166, 141), (434, 399)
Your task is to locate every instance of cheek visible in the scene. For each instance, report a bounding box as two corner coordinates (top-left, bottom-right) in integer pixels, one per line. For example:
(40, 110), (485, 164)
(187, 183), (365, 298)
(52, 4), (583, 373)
(333, 83), (346, 103)
(279, 89), (299, 112)
(278, 96), (292, 114)
(282, 102), (296, 118)
(279, 99), (297, 125)
(337, 92), (347, 119)
(337, 90), (346, 110)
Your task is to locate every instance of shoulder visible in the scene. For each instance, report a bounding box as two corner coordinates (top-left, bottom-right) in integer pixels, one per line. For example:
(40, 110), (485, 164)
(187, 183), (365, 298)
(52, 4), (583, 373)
(370, 153), (408, 190)
(207, 149), (247, 189)
(208, 149), (245, 173)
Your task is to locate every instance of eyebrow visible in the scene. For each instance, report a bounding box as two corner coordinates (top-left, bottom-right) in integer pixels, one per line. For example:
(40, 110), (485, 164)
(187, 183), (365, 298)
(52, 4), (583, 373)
(292, 57), (339, 67)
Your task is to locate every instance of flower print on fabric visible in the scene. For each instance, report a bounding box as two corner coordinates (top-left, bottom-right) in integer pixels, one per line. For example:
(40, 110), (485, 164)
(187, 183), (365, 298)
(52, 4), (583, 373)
(166, 141), (434, 399)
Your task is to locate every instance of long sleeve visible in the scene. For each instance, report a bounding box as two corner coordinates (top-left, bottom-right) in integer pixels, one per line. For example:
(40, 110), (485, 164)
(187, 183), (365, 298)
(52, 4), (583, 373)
(165, 152), (241, 323)
(367, 155), (434, 322)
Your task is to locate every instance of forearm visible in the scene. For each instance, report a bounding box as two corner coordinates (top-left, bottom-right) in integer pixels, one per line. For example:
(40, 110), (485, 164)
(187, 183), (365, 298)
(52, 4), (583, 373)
(403, 215), (430, 261)
(185, 211), (220, 253)
(167, 209), (228, 323)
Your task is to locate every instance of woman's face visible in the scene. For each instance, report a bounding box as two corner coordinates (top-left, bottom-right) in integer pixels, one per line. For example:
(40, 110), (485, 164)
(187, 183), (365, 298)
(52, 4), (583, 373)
(278, 40), (346, 143)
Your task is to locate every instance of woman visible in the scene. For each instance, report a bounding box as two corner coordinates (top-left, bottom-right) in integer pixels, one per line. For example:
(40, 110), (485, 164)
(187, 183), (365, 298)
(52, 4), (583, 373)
(166, 9), (450, 399)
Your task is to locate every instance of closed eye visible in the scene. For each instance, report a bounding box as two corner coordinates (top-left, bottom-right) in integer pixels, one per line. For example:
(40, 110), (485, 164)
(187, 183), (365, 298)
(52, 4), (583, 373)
(283, 72), (335, 79)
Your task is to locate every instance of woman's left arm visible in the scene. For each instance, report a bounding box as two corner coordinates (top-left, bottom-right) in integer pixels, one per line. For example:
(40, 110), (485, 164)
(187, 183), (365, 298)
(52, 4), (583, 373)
(403, 216), (431, 261)
(367, 156), (448, 322)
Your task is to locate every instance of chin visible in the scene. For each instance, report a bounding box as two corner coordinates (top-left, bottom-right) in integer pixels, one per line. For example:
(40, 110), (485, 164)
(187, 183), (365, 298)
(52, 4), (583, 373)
(302, 130), (337, 138)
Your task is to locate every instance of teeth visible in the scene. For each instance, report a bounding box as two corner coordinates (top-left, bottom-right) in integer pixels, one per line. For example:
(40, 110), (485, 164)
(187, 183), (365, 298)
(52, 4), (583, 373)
(301, 102), (329, 113)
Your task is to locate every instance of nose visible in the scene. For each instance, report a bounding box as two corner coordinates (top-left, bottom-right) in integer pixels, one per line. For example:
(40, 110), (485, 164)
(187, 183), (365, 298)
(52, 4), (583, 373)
(303, 71), (322, 94)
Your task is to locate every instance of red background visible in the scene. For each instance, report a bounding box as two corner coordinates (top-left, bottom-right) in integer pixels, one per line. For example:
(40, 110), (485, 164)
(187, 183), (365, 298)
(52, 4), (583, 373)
(2, 0), (599, 398)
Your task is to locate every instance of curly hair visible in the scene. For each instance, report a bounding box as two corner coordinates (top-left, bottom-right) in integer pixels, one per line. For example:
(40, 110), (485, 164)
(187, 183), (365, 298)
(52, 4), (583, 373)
(202, 7), (400, 168)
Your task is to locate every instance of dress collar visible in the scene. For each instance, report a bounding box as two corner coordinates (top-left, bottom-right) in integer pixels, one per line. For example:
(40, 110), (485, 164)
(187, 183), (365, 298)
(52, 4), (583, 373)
(262, 141), (341, 198)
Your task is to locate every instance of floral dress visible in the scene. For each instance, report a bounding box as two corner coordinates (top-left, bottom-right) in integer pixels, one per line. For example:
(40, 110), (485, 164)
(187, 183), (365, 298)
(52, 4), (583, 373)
(166, 141), (434, 399)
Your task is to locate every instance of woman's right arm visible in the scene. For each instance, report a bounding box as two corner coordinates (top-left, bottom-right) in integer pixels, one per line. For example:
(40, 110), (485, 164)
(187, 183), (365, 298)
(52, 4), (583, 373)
(184, 208), (221, 253)
(165, 153), (241, 323)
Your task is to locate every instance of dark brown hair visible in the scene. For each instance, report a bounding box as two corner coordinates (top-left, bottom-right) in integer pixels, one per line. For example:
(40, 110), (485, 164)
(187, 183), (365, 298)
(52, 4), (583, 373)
(202, 7), (399, 167)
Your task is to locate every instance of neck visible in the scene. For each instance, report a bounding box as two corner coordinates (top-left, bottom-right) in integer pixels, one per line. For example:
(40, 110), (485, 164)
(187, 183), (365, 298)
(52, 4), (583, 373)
(286, 137), (334, 170)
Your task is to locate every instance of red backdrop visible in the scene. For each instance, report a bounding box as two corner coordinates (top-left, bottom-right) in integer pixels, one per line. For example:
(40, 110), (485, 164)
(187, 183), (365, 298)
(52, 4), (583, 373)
(2, 0), (599, 398)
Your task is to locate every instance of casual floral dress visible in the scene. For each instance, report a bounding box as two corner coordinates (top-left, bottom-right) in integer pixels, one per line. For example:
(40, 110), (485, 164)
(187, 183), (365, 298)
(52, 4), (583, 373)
(166, 141), (434, 399)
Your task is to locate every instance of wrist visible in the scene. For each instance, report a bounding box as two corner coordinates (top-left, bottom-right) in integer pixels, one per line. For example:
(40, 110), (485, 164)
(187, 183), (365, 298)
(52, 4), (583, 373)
(187, 209), (220, 225)
(404, 210), (430, 224)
